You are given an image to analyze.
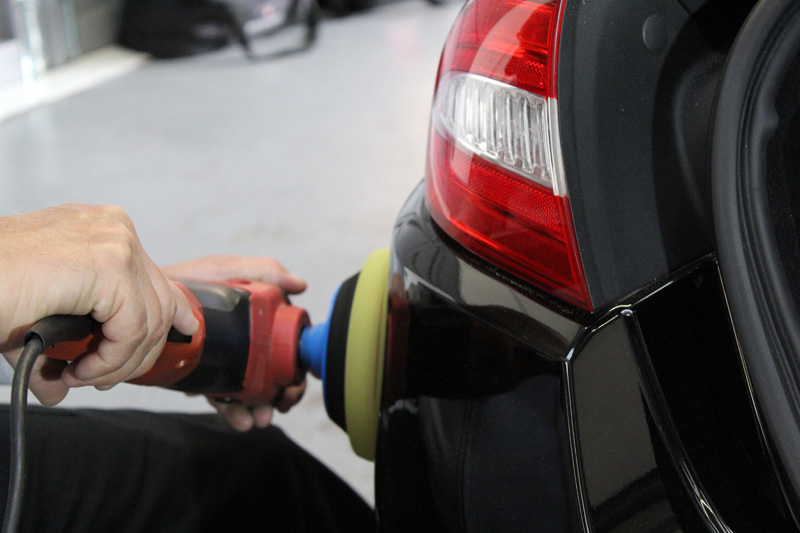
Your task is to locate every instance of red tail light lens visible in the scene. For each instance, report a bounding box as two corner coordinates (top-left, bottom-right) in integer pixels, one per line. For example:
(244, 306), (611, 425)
(425, 0), (592, 310)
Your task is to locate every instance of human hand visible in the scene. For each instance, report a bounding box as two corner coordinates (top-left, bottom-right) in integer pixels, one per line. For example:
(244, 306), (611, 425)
(161, 255), (306, 294)
(210, 382), (308, 432)
(0, 204), (199, 406)
(163, 255), (308, 431)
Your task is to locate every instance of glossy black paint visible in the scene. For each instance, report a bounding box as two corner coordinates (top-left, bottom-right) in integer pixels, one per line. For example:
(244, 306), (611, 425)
(377, 185), (797, 531)
(378, 185), (583, 531)
(575, 267), (796, 531)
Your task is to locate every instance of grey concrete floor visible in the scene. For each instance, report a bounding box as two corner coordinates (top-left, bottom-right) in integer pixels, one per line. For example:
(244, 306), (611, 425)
(0, 0), (462, 505)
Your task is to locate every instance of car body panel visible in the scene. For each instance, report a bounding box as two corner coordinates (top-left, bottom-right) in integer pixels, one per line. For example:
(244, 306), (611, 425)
(374, 0), (800, 529)
(557, 0), (756, 309)
(377, 184), (795, 531)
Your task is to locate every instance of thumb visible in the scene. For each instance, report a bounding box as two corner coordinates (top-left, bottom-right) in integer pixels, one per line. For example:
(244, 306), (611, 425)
(170, 283), (200, 336)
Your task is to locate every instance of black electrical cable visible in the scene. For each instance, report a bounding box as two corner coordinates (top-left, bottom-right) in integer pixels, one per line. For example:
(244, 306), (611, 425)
(1, 315), (92, 533)
(1, 337), (44, 533)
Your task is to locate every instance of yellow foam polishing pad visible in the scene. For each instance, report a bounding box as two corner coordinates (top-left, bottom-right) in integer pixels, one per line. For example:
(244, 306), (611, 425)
(344, 248), (390, 461)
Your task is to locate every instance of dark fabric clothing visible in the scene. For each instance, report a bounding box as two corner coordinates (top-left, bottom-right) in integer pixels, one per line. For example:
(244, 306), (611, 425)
(0, 407), (376, 532)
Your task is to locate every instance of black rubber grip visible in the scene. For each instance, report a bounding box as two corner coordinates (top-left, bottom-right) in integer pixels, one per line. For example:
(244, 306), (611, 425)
(168, 283), (251, 395)
(24, 315), (93, 348)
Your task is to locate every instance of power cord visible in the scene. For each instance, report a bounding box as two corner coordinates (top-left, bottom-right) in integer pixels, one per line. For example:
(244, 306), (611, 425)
(1, 337), (43, 533)
(1, 316), (91, 533)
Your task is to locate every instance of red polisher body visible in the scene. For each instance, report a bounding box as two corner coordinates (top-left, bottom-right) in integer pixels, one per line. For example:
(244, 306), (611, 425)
(45, 280), (310, 405)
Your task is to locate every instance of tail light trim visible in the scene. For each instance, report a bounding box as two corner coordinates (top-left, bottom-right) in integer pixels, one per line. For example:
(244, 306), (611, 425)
(426, 0), (592, 310)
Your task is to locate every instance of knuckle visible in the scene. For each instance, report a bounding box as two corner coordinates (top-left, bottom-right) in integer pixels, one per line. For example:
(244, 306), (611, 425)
(164, 293), (178, 320)
(99, 207), (136, 239)
(132, 325), (148, 346)
(107, 238), (135, 264)
(100, 205), (131, 223)
(134, 353), (158, 376)
(102, 238), (138, 273)
(123, 319), (148, 348)
(150, 320), (168, 342)
(84, 358), (120, 379)
(87, 372), (121, 388)
(88, 230), (138, 270)
(168, 306), (179, 327)
(62, 202), (90, 212)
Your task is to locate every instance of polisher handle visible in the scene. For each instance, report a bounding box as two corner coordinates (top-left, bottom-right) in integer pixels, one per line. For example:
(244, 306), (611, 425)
(44, 280), (309, 405)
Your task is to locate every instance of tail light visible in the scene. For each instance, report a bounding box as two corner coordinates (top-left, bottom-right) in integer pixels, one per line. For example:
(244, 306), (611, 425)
(425, 0), (592, 310)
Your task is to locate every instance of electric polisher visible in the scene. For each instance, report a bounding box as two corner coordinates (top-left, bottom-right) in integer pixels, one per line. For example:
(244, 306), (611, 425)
(42, 248), (390, 461)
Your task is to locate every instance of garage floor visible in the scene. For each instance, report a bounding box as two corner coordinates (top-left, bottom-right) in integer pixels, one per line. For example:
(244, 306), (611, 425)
(0, 0), (462, 505)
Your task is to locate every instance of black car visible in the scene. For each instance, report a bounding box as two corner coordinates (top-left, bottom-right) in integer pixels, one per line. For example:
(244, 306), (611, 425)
(372, 0), (800, 530)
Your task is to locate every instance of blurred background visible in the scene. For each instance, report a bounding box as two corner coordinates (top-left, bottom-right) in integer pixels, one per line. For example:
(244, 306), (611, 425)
(0, 0), (462, 504)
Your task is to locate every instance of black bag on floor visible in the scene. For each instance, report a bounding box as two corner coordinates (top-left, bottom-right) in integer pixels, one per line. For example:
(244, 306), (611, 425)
(117, 0), (318, 59)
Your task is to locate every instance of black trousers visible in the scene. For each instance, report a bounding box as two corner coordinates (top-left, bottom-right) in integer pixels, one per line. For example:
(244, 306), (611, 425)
(0, 407), (376, 532)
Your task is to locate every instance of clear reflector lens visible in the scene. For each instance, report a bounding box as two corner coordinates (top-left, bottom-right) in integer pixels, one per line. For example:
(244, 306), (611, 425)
(434, 73), (555, 189)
